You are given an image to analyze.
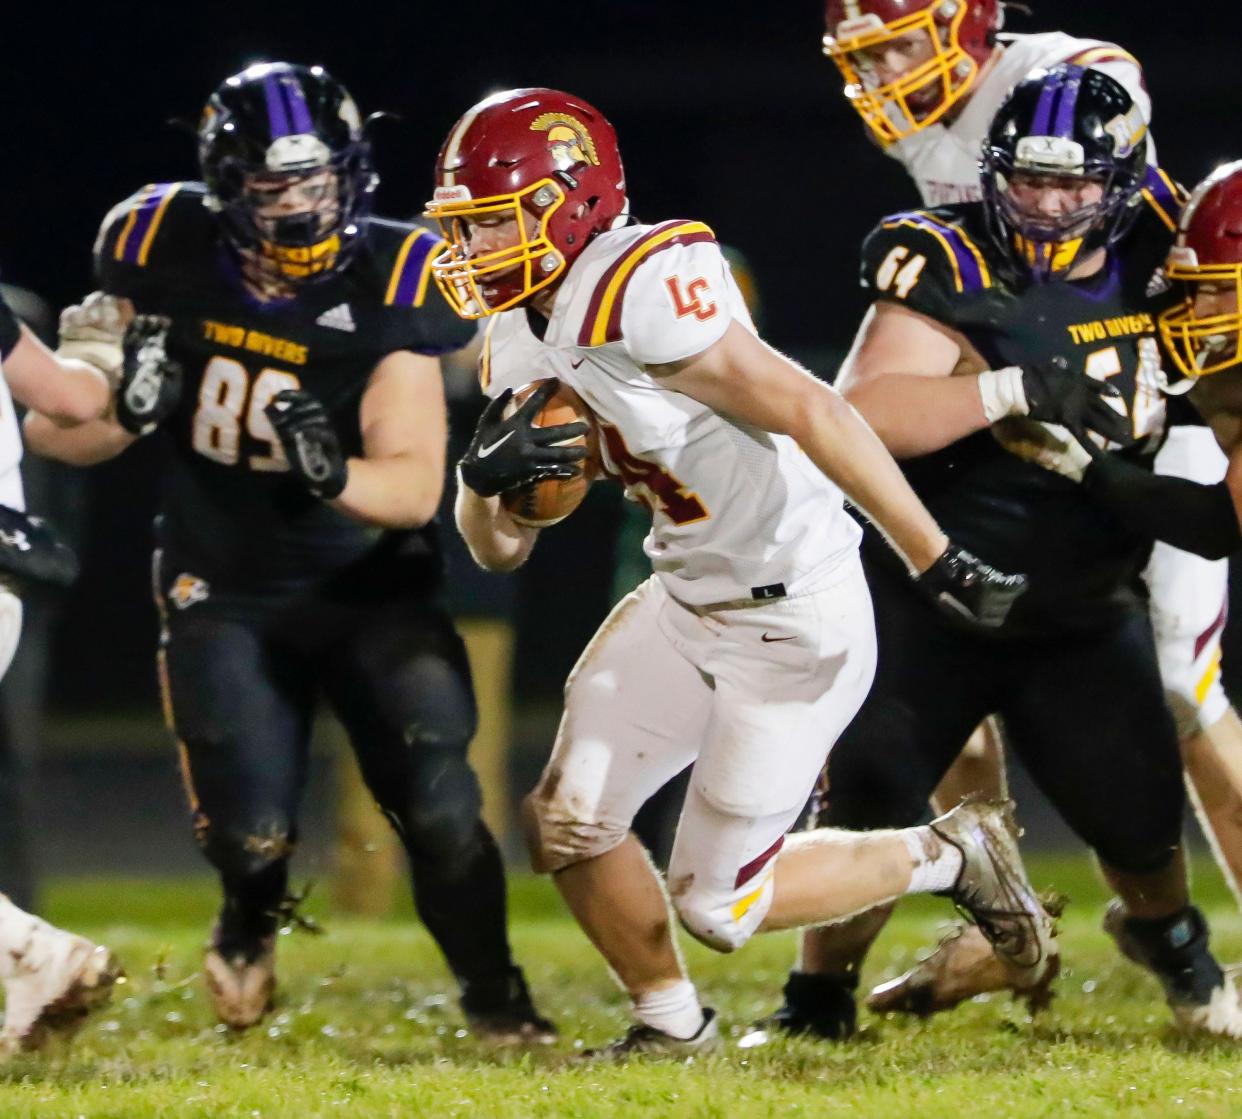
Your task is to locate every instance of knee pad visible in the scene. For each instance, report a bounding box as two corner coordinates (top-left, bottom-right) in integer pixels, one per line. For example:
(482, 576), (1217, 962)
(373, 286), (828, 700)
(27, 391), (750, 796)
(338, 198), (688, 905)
(521, 785), (629, 874)
(668, 840), (783, 953)
(201, 818), (296, 881)
(386, 753), (483, 864)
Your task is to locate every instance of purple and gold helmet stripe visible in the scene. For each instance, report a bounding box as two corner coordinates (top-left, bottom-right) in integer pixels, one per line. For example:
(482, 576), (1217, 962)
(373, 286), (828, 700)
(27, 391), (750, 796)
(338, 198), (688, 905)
(113, 182), (182, 267)
(882, 212), (992, 293)
(1050, 68), (1082, 139)
(385, 228), (441, 307)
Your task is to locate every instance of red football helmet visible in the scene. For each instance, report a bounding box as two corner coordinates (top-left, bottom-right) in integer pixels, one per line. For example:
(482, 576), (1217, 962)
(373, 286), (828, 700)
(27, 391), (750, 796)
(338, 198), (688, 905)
(823, 0), (1001, 146)
(424, 88), (628, 318)
(1159, 161), (1242, 380)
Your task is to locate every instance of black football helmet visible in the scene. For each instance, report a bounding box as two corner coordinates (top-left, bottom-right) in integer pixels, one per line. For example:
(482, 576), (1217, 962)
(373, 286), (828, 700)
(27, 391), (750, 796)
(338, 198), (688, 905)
(981, 64), (1147, 281)
(198, 62), (377, 283)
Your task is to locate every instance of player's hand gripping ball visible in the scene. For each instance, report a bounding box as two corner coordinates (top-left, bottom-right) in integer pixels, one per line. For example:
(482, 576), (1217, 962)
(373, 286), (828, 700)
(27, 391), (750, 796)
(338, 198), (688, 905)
(500, 380), (599, 527)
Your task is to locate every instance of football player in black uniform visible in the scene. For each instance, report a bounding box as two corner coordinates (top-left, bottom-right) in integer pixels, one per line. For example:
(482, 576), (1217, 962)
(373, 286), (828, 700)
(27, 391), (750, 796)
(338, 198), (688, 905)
(754, 65), (1242, 1039)
(24, 62), (554, 1042)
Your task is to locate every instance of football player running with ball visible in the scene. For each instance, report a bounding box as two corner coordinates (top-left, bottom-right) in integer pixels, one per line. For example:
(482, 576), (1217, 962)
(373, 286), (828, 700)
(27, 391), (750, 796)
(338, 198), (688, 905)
(765, 0), (1242, 1030)
(427, 87), (1063, 1056)
(759, 66), (1242, 1041)
(24, 63), (553, 1042)
(0, 289), (123, 1054)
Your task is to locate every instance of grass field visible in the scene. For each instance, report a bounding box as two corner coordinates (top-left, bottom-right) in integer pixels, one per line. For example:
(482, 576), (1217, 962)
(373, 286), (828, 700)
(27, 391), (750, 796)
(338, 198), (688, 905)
(5, 855), (1242, 1118)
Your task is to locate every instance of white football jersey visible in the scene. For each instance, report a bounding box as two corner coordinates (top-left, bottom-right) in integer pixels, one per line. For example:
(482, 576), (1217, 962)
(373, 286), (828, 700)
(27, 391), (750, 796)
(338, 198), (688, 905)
(888, 32), (1153, 206)
(480, 220), (861, 607)
(0, 368), (25, 511)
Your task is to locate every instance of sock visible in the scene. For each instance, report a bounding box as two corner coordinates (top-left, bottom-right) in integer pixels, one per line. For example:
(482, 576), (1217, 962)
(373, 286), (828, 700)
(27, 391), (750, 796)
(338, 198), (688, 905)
(633, 979), (705, 1039)
(902, 827), (964, 894)
(0, 894), (56, 980)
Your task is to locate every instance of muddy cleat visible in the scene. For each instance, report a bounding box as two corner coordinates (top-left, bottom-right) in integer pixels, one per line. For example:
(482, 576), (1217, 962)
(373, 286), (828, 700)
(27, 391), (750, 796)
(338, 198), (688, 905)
(866, 923), (1060, 1018)
(930, 798), (1055, 972)
(460, 966), (557, 1045)
(204, 936), (276, 1030)
(0, 933), (123, 1054)
(581, 1007), (721, 1061)
(1103, 900), (1242, 1038)
(737, 971), (858, 1047)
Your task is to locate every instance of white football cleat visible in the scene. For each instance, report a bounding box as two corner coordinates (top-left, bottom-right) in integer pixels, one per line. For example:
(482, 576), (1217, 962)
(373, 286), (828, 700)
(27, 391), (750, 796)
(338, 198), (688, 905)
(0, 930), (122, 1054)
(204, 938), (276, 1030)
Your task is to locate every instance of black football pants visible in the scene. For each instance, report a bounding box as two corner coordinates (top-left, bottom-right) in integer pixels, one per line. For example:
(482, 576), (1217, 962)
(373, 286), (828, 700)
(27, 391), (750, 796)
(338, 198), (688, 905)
(818, 558), (1185, 875)
(156, 576), (515, 990)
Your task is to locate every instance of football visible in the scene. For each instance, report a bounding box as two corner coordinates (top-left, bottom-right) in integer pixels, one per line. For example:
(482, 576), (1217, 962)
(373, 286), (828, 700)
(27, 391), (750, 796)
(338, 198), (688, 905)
(500, 379), (600, 527)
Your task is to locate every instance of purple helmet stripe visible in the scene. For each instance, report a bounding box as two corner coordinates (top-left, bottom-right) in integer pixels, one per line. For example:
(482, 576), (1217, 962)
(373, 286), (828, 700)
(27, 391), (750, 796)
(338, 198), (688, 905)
(1051, 67), (1083, 139)
(1028, 68), (1062, 136)
(282, 74), (315, 135)
(263, 72), (292, 138)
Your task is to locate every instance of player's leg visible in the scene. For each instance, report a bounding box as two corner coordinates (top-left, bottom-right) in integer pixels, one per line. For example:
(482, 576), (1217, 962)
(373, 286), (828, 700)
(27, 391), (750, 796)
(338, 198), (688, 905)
(523, 578), (715, 1048)
(761, 564), (1010, 1038)
(322, 598), (552, 1042)
(931, 717), (1008, 810)
(1142, 424), (1242, 902)
(159, 597), (312, 1028)
(0, 586), (121, 1052)
(1002, 608), (1241, 1035)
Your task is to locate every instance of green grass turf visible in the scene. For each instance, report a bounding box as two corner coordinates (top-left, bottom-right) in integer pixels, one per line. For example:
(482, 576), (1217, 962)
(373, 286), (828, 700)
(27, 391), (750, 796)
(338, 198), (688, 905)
(3, 855), (1242, 1118)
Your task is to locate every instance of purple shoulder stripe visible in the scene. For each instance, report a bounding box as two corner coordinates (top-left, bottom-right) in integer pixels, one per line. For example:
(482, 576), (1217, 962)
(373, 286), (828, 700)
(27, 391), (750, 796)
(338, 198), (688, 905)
(115, 183), (178, 266)
(388, 231), (439, 307)
(1143, 166), (1183, 225)
(885, 211), (988, 293)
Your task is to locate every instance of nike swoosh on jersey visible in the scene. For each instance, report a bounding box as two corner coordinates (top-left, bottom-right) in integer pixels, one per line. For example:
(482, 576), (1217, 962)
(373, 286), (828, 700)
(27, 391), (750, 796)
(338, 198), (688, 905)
(571, 358), (585, 368)
(760, 633), (796, 643)
(477, 431), (515, 458)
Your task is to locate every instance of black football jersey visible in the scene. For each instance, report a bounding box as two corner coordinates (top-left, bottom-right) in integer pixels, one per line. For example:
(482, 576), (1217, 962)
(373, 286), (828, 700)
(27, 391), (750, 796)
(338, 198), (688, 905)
(95, 182), (475, 596)
(858, 193), (1183, 635)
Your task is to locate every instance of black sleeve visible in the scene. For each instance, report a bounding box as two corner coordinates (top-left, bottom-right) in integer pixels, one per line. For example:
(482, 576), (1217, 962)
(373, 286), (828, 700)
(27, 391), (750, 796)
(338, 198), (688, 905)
(1082, 454), (1242, 560)
(860, 217), (964, 323)
(0, 290), (21, 361)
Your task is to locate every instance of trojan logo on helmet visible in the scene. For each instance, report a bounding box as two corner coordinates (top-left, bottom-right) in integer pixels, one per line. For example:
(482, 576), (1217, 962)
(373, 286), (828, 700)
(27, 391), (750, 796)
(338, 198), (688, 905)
(1159, 160), (1242, 381)
(823, 0), (1002, 146)
(424, 88), (628, 318)
(980, 64), (1147, 282)
(197, 61), (378, 285)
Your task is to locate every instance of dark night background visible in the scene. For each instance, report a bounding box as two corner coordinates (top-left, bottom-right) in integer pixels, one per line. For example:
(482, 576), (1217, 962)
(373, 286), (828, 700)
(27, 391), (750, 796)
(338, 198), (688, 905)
(1, 0), (1241, 877)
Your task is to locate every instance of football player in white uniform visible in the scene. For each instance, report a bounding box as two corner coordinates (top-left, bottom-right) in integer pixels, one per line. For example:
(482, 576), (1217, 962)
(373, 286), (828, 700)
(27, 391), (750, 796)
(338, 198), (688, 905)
(424, 88), (1073, 1055)
(764, 0), (1242, 1025)
(0, 288), (122, 1053)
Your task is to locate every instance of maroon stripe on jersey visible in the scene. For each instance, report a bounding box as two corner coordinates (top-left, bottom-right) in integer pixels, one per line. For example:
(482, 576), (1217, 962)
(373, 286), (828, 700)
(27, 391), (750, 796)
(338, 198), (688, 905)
(735, 836), (785, 889)
(577, 222), (716, 347)
(1195, 601), (1228, 661)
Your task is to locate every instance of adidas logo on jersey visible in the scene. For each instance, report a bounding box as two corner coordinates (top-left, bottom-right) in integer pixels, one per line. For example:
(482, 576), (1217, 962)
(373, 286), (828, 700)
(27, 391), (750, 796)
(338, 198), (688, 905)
(316, 303), (356, 332)
(1146, 268), (1171, 298)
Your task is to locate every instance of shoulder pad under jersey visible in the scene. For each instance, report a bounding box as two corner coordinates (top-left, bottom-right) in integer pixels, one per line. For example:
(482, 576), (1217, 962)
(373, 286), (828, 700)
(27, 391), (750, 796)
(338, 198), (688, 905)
(94, 182), (207, 292)
(573, 220), (720, 355)
(861, 206), (994, 322)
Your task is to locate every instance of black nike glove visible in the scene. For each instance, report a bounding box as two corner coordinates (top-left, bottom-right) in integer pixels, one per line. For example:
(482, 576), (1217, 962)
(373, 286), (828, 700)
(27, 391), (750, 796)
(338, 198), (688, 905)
(265, 389), (349, 499)
(0, 505), (79, 590)
(459, 379), (589, 498)
(116, 315), (182, 436)
(1021, 356), (1130, 444)
(915, 544), (1027, 629)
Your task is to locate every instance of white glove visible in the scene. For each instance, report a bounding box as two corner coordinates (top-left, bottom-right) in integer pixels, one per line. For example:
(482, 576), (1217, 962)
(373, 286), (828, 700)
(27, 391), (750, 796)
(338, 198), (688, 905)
(56, 291), (133, 387)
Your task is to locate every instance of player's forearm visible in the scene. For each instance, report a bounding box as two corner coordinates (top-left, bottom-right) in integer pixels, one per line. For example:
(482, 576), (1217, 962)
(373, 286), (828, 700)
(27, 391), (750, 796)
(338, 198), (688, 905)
(22, 411), (134, 465)
(790, 384), (948, 573)
(454, 477), (538, 572)
(4, 329), (113, 426)
(842, 372), (990, 458)
(328, 454), (443, 530)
